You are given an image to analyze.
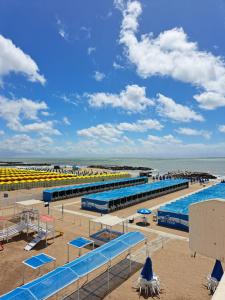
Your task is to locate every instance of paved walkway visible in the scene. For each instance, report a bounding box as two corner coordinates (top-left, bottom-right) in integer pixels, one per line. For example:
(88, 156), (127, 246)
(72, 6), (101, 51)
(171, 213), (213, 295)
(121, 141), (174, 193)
(128, 223), (188, 241)
(52, 206), (188, 241)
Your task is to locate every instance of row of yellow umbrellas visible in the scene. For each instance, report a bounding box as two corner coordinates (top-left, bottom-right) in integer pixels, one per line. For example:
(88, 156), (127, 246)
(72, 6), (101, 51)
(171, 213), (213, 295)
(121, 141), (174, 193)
(0, 172), (128, 187)
(0, 173), (127, 183)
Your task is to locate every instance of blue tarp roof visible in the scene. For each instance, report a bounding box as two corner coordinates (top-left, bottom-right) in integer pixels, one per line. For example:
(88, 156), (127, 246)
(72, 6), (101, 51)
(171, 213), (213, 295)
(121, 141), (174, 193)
(82, 179), (188, 202)
(23, 253), (55, 270)
(43, 176), (146, 194)
(159, 183), (225, 215)
(0, 231), (145, 300)
(68, 237), (93, 248)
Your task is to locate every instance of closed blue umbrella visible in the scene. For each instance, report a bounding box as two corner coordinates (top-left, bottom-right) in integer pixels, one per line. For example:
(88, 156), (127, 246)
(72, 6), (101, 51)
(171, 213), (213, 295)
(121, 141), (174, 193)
(211, 260), (224, 281)
(141, 256), (153, 281)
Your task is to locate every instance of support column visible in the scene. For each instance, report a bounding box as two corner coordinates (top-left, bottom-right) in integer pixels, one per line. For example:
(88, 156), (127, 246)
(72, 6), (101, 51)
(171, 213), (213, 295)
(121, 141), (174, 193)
(67, 244), (70, 262)
(77, 279), (80, 300)
(129, 250), (132, 274)
(22, 265), (25, 285)
(107, 264), (110, 291)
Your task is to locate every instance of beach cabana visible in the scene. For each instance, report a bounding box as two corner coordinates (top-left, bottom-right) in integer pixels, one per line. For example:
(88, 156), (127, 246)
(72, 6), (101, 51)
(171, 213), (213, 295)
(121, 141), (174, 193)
(43, 176), (147, 202)
(16, 199), (42, 211)
(22, 253), (56, 284)
(67, 236), (94, 262)
(82, 179), (189, 213)
(89, 215), (126, 245)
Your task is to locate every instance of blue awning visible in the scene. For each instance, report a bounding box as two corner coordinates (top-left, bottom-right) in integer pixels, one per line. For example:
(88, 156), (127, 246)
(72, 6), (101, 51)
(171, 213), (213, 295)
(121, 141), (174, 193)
(23, 253), (55, 270)
(68, 237), (93, 249)
(0, 232), (146, 300)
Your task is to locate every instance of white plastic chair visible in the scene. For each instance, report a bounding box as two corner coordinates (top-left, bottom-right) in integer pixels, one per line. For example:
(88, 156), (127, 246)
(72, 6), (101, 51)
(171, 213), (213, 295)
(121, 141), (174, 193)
(147, 277), (160, 296)
(138, 278), (148, 297)
(207, 275), (219, 294)
(137, 275), (160, 297)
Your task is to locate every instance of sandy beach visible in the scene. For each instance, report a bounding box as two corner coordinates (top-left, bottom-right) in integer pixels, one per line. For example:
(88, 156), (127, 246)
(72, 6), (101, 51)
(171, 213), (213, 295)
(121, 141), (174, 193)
(0, 180), (217, 299)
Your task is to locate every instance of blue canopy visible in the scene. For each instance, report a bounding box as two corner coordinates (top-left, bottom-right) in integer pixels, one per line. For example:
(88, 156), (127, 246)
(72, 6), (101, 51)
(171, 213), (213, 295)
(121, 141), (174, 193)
(23, 253), (55, 270)
(211, 260), (224, 281)
(0, 232), (146, 300)
(68, 237), (93, 248)
(137, 208), (152, 215)
(141, 257), (153, 281)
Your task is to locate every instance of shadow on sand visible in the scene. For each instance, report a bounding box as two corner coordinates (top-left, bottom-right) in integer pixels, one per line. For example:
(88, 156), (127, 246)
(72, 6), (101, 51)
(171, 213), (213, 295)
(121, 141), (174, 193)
(65, 258), (143, 300)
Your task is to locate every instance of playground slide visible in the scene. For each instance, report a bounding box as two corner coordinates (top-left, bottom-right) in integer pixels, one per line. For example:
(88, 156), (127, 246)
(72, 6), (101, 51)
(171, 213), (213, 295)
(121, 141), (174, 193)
(0, 224), (26, 241)
(24, 231), (46, 251)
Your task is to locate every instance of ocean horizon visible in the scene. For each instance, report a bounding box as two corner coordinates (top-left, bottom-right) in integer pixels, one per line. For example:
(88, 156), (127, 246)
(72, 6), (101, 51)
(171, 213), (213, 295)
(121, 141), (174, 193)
(1, 157), (225, 177)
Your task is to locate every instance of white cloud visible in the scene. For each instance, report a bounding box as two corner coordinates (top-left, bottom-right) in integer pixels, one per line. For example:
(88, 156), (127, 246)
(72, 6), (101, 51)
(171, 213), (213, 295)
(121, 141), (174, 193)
(0, 96), (60, 135)
(87, 84), (153, 113)
(194, 92), (225, 110)
(141, 134), (181, 145)
(87, 47), (96, 55)
(77, 118), (162, 144)
(18, 121), (61, 135)
(0, 95), (47, 129)
(0, 34), (45, 85)
(117, 1), (225, 110)
(77, 124), (123, 143)
(117, 119), (163, 132)
(80, 26), (91, 39)
(93, 71), (105, 81)
(156, 93), (204, 122)
(176, 127), (211, 139)
(59, 29), (67, 39)
(63, 116), (71, 125)
(219, 125), (225, 133)
(41, 111), (50, 116)
(0, 134), (53, 155)
(56, 17), (69, 40)
(136, 138), (225, 158)
(0, 130), (4, 136)
(114, 0), (125, 11)
(59, 94), (78, 106)
(113, 61), (124, 69)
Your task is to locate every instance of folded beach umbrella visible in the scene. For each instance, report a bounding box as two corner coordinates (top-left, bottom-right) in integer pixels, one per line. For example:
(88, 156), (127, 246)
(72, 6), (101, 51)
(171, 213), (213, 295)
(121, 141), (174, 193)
(137, 208), (152, 215)
(211, 260), (224, 281)
(141, 256), (153, 281)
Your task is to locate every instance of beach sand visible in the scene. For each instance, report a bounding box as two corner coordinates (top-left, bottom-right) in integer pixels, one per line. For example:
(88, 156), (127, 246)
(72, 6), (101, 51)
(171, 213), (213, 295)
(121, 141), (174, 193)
(0, 181), (216, 299)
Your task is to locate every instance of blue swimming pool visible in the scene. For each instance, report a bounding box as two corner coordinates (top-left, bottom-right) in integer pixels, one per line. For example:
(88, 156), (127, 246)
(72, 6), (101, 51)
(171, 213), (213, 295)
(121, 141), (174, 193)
(157, 183), (225, 231)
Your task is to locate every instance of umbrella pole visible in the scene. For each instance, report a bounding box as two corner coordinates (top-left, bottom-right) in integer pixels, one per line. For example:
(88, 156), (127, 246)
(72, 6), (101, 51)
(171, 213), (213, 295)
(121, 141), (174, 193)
(145, 239), (149, 257)
(129, 250), (132, 274)
(67, 244), (70, 262)
(45, 221), (47, 246)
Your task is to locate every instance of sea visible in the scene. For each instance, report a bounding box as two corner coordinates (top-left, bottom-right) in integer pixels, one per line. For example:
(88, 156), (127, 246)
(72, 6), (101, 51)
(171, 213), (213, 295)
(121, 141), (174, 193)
(2, 157), (225, 178)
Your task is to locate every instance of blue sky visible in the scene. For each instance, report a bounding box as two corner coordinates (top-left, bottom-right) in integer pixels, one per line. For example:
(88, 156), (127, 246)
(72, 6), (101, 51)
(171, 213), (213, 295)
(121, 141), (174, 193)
(0, 0), (225, 157)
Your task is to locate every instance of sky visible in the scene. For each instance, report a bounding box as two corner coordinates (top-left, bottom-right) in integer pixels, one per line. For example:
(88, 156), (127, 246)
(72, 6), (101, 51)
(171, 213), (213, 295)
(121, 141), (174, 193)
(0, 0), (225, 158)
